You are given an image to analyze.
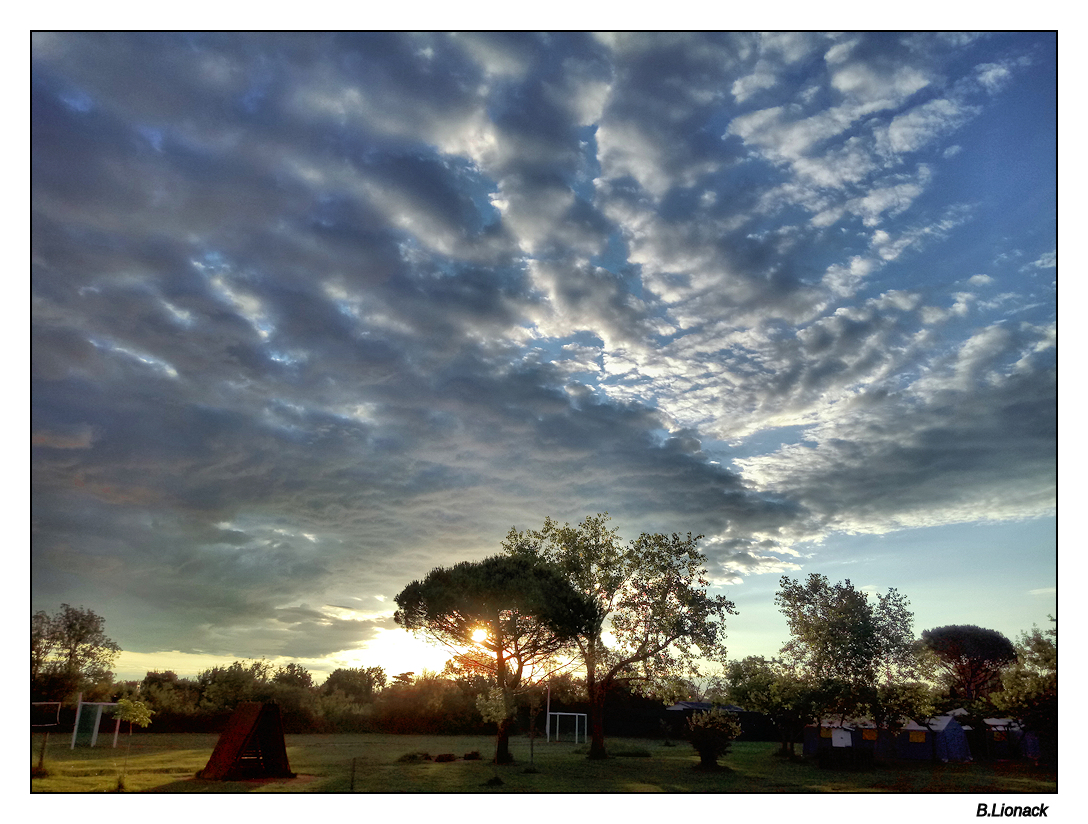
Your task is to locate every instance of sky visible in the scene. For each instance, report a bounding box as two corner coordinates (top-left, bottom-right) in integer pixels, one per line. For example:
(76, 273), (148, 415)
(30, 31), (1056, 684)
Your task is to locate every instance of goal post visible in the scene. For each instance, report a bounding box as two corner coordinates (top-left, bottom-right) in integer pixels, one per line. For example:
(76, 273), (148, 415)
(546, 711), (587, 744)
(31, 702), (62, 728)
(70, 696), (121, 749)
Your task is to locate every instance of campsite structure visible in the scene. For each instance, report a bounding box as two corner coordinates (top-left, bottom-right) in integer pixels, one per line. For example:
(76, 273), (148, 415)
(981, 717), (1041, 762)
(197, 702), (295, 780)
(803, 713), (972, 766)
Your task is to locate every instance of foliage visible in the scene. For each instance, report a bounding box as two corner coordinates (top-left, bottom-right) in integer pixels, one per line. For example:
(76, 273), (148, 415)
(725, 656), (824, 756)
(686, 708), (741, 769)
(394, 554), (600, 762)
(991, 617), (1056, 763)
(920, 625), (1017, 701)
(866, 681), (937, 732)
(114, 697), (154, 728)
(321, 666), (386, 703)
(394, 555), (600, 660)
(273, 662), (314, 690)
(141, 670), (180, 690)
(196, 659), (273, 712)
(371, 670), (490, 736)
(127, 659), (498, 735)
(113, 697), (154, 789)
(503, 513), (737, 759)
(475, 687), (511, 726)
(775, 574), (921, 719)
(654, 674), (729, 706)
(32, 604), (121, 701)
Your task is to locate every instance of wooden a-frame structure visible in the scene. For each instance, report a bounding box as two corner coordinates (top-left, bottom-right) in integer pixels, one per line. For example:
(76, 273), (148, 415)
(198, 702), (295, 780)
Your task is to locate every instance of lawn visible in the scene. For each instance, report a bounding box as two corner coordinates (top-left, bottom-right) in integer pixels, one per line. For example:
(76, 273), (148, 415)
(30, 732), (1057, 793)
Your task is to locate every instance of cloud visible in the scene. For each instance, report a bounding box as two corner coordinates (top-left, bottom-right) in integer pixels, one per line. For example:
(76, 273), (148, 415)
(735, 321), (1056, 536)
(31, 33), (1055, 665)
(1025, 251), (1056, 270)
(875, 98), (980, 155)
(32, 425), (97, 449)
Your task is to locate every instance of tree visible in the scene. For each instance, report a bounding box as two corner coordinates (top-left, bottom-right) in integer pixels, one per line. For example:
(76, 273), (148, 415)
(920, 625), (1017, 702)
(322, 666), (386, 703)
(992, 617), (1056, 764)
(394, 554), (599, 763)
(503, 513), (737, 759)
(32, 604), (121, 701)
(273, 662), (314, 690)
(774, 574), (919, 720)
(725, 656), (820, 757)
(687, 708), (741, 770)
(196, 660), (273, 712)
(114, 697), (153, 790)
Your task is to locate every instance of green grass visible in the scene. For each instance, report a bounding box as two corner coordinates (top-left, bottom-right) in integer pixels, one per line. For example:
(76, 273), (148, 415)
(30, 732), (1057, 793)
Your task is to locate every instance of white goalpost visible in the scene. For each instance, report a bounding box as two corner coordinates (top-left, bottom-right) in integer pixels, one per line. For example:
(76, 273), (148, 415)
(546, 711), (587, 744)
(31, 702), (62, 728)
(70, 695), (121, 749)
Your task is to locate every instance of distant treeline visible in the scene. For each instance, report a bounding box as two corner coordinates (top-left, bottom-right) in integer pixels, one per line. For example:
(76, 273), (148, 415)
(49, 661), (774, 739)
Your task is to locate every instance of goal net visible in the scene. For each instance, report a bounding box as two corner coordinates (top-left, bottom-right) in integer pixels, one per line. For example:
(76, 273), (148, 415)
(31, 702), (62, 728)
(547, 711), (587, 743)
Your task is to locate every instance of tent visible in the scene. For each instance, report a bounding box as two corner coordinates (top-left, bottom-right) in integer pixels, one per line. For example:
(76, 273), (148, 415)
(804, 714), (972, 763)
(802, 718), (874, 768)
(803, 718), (873, 757)
(892, 715), (972, 762)
(664, 702), (745, 713)
(983, 718), (1040, 762)
(198, 702), (295, 780)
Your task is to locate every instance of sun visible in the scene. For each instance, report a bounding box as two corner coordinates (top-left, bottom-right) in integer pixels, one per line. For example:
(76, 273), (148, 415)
(471, 627), (489, 644)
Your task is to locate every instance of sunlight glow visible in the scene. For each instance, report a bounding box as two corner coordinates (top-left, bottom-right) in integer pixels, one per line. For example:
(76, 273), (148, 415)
(471, 627), (489, 644)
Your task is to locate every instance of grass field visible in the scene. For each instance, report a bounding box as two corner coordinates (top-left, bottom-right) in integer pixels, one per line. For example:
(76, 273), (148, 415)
(30, 732), (1057, 793)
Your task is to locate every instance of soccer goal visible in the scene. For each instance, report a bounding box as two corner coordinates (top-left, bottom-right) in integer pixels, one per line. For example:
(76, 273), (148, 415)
(546, 711), (587, 744)
(70, 697), (121, 749)
(31, 702), (62, 728)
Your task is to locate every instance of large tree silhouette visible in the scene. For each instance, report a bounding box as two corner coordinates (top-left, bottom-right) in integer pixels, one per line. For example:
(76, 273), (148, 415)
(394, 554), (599, 763)
(920, 624), (1017, 702)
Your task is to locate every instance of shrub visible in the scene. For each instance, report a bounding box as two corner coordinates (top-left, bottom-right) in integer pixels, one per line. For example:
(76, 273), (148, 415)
(434, 753), (457, 762)
(463, 751), (481, 760)
(396, 751), (432, 763)
(687, 709), (741, 770)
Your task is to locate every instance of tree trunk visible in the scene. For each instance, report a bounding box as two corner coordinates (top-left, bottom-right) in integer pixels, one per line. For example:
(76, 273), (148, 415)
(587, 680), (608, 759)
(495, 716), (514, 764)
(698, 753), (720, 770)
(492, 615), (515, 764)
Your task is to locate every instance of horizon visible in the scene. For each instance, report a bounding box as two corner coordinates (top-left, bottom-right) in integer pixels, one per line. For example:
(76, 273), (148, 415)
(32, 32), (1056, 688)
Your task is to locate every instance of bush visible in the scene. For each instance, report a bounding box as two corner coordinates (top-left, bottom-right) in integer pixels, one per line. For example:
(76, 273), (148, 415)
(396, 751), (433, 763)
(434, 753), (457, 762)
(687, 709), (741, 770)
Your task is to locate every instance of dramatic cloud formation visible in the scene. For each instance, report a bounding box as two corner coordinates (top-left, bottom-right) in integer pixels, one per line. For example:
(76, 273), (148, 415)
(31, 32), (1055, 677)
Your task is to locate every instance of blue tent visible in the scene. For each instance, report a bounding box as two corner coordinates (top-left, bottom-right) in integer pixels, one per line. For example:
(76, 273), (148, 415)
(982, 718), (1040, 762)
(893, 715), (972, 762)
(804, 714), (972, 763)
